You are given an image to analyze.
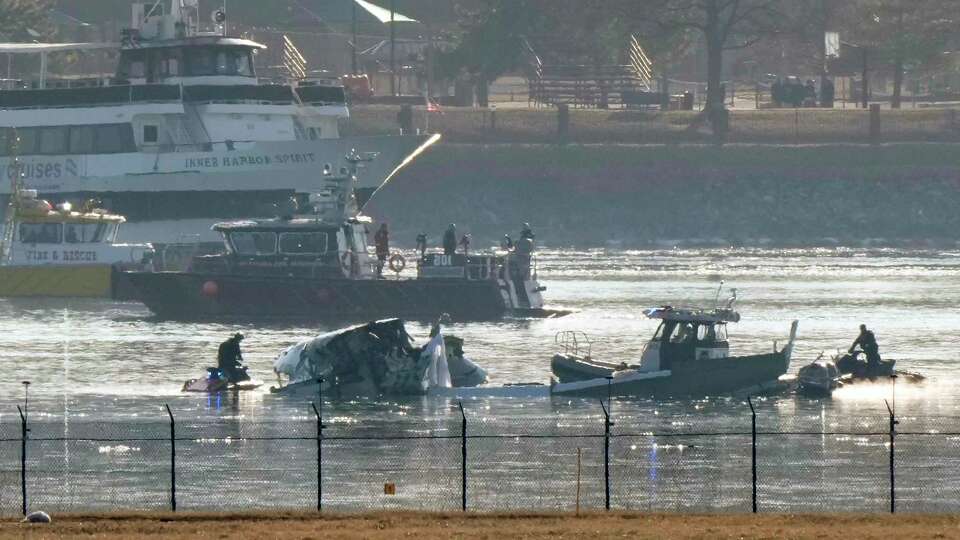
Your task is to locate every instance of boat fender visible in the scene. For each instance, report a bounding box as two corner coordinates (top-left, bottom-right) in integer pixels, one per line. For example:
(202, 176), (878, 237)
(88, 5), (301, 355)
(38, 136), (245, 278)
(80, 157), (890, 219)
(388, 253), (406, 273)
(201, 280), (219, 297)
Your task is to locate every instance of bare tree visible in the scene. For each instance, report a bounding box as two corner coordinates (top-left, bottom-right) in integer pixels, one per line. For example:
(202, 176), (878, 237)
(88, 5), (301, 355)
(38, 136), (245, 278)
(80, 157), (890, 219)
(638, 0), (780, 112)
(851, 0), (954, 108)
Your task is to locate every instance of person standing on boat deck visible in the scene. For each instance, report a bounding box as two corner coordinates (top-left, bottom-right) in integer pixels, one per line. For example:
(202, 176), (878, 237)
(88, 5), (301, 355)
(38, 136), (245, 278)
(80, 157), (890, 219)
(459, 233), (472, 256)
(850, 324), (881, 376)
(416, 233), (427, 258)
(443, 224), (457, 255)
(217, 333), (249, 383)
(520, 223), (535, 242)
(501, 234), (513, 251)
(374, 223), (389, 278)
(514, 234), (534, 280)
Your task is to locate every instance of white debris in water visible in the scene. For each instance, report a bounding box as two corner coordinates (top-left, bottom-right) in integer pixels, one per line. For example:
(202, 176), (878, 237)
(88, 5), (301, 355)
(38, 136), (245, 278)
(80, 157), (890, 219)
(97, 445), (139, 454)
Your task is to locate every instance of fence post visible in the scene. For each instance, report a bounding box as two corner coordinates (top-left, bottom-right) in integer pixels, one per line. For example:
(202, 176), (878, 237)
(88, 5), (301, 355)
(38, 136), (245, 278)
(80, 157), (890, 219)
(600, 398), (613, 511)
(747, 396), (757, 513)
(459, 401), (467, 511)
(165, 404), (176, 512)
(556, 103), (569, 143)
(885, 394), (898, 513)
(17, 405), (26, 516)
(311, 396), (325, 512)
(869, 103), (882, 144)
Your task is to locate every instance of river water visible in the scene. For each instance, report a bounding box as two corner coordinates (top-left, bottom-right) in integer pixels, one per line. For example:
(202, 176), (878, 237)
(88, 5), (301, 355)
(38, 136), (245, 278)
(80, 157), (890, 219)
(1, 248), (959, 513)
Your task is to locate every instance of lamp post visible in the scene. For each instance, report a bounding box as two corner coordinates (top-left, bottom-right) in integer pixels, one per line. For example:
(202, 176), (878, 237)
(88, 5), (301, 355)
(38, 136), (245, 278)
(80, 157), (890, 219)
(351, 0), (358, 74)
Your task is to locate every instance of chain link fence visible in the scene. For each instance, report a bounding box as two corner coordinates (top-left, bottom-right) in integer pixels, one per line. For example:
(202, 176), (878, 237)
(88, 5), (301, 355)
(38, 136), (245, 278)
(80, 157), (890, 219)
(3, 401), (960, 515)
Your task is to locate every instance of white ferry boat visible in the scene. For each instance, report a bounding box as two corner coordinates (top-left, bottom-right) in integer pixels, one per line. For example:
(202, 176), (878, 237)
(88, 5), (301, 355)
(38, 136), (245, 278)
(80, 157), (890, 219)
(0, 0), (437, 244)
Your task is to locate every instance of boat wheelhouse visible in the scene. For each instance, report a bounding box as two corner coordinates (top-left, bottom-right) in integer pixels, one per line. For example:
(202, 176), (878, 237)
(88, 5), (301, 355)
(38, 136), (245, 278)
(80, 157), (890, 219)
(118, 210), (565, 319)
(0, 0), (437, 244)
(551, 293), (797, 397)
(0, 189), (153, 297)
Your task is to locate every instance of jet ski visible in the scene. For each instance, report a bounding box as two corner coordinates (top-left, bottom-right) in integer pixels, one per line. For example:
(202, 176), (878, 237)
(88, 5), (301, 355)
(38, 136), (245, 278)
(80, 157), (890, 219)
(182, 367), (262, 393)
(834, 350), (924, 385)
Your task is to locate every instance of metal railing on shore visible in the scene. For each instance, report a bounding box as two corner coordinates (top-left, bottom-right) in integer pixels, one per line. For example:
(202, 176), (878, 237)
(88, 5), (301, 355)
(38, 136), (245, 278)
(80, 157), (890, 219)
(2, 398), (958, 515)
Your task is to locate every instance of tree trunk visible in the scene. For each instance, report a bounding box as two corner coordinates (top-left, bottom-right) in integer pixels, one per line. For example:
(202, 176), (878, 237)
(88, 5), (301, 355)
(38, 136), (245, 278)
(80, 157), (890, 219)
(891, 57), (903, 109)
(891, 6), (905, 109)
(705, 36), (725, 113)
(703, 0), (725, 114)
(476, 74), (489, 108)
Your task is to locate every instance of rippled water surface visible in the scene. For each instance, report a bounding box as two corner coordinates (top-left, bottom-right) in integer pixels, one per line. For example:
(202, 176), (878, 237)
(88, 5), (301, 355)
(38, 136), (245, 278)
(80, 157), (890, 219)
(1, 247), (957, 421)
(2, 248), (959, 513)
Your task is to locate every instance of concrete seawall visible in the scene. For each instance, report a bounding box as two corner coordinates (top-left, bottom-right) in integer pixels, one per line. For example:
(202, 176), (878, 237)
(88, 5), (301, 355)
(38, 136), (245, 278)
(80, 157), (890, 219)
(366, 143), (960, 248)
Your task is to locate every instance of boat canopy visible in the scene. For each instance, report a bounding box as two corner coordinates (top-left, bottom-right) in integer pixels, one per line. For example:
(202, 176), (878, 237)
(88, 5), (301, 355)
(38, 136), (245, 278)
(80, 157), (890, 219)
(643, 306), (741, 324)
(213, 218), (342, 233)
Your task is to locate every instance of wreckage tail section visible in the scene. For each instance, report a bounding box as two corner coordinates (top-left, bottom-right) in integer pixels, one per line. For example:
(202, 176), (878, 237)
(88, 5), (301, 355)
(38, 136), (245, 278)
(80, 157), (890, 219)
(782, 320), (800, 371)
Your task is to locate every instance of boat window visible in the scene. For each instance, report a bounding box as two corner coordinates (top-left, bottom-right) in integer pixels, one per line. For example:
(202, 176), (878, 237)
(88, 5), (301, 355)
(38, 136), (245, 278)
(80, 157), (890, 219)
(143, 125), (159, 143)
(16, 128), (38, 155)
(216, 52), (229, 75)
(94, 124), (136, 153)
(65, 222), (109, 243)
(19, 222), (62, 244)
(117, 49), (147, 80)
(186, 48), (216, 76)
(697, 324), (718, 343)
(230, 231), (277, 255)
(161, 48), (182, 77)
(39, 127), (68, 154)
(234, 50), (253, 76)
(651, 321), (666, 341)
(669, 322), (697, 344)
(279, 232), (327, 255)
(69, 126), (96, 154)
(715, 323), (728, 341)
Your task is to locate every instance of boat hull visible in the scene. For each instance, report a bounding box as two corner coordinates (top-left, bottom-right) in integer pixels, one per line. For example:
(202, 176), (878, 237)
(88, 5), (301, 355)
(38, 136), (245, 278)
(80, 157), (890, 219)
(0, 265), (113, 297)
(117, 270), (516, 320)
(551, 351), (790, 398)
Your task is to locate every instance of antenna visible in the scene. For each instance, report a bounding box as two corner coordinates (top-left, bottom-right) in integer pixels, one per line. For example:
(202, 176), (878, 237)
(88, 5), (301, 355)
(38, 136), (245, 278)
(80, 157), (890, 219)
(713, 280), (725, 309)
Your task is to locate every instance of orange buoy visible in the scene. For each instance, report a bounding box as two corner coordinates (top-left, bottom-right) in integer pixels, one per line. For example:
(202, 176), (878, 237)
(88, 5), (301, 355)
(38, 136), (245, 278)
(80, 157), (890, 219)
(201, 280), (219, 297)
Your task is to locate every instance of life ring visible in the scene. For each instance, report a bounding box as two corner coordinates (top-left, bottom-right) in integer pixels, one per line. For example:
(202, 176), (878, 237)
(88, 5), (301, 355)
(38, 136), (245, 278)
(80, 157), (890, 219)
(388, 253), (406, 273)
(340, 250), (355, 275)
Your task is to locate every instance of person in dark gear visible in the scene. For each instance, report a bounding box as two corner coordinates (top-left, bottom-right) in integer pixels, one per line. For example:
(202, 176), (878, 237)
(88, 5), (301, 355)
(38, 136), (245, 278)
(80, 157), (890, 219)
(430, 312), (452, 338)
(374, 223), (389, 277)
(459, 233), (471, 256)
(520, 223), (535, 241)
(415, 232), (427, 258)
(771, 78), (784, 107)
(501, 234), (513, 251)
(850, 324), (881, 377)
(443, 224), (457, 255)
(513, 234), (534, 280)
(217, 333), (250, 383)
